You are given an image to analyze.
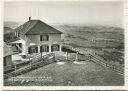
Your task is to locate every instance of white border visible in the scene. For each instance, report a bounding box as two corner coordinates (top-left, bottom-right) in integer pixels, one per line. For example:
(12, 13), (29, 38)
(3, 0), (126, 2)
(0, 0), (4, 91)
(1, 0), (128, 90)
(2, 86), (127, 90)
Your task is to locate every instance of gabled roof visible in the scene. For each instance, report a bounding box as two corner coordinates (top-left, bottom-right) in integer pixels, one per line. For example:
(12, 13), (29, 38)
(4, 43), (13, 57)
(15, 20), (62, 35)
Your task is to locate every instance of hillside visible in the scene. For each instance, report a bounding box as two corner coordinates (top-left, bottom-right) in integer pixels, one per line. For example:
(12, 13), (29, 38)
(4, 21), (22, 29)
(53, 25), (124, 48)
(53, 25), (124, 67)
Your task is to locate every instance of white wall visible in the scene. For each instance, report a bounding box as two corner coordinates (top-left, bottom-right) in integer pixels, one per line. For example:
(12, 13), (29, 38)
(26, 34), (61, 45)
(25, 34), (62, 54)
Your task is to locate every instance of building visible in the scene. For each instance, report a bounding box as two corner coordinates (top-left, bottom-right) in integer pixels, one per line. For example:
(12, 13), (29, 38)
(4, 43), (14, 72)
(8, 17), (62, 56)
(4, 27), (19, 43)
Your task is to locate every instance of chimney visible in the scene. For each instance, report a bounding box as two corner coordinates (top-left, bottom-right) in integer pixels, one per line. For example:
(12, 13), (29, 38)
(29, 17), (31, 21)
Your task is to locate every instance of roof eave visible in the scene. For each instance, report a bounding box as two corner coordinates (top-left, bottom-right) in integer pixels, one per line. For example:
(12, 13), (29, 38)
(25, 32), (62, 35)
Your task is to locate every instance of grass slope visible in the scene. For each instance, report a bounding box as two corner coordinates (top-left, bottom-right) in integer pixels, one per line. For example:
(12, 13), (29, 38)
(5, 61), (123, 86)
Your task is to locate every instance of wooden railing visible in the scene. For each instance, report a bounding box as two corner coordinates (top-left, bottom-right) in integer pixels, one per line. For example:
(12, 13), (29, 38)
(4, 53), (55, 79)
(62, 44), (124, 76)
(87, 53), (124, 75)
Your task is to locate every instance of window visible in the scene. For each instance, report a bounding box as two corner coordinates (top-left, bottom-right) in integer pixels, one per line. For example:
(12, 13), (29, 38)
(40, 45), (49, 52)
(40, 35), (49, 41)
(15, 31), (20, 37)
(19, 43), (22, 48)
(18, 32), (20, 37)
(28, 46), (38, 54)
(18, 43), (22, 53)
(51, 44), (60, 52)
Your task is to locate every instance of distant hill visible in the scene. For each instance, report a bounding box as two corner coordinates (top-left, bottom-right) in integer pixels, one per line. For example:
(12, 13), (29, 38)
(52, 24), (124, 48)
(4, 21), (23, 34)
(4, 21), (124, 35)
(53, 24), (124, 34)
(4, 21), (22, 29)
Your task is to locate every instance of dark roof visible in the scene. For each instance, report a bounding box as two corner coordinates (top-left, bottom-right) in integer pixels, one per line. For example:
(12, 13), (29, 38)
(15, 20), (62, 35)
(4, 43), (13, 57)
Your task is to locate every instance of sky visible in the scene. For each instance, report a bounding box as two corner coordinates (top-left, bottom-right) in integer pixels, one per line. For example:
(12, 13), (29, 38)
(4, 1), (124, 27)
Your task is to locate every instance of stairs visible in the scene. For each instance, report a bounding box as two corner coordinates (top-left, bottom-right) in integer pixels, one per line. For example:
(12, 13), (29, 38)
(15, 44), (22, 53)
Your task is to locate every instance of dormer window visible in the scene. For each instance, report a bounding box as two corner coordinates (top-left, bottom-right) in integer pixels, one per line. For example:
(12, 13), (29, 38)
(40, 35), (49, 41)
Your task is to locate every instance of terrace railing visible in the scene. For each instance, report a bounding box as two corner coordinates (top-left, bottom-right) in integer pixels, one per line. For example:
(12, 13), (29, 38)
(62, 44), (124, 76)
(4, 52), (55, 79)
(87, 53), (124, 76)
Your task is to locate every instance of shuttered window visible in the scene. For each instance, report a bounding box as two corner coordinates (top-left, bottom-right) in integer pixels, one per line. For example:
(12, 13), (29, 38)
(40, 35), (49, 41)
(28, 46), (38, 54)
(40, 45), (49, 52)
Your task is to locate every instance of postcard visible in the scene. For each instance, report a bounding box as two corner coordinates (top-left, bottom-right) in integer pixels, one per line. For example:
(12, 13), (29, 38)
(3, 0), (125, 88)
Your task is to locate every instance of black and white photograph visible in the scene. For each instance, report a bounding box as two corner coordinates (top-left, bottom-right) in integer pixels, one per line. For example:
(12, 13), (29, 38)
(3, 1), (124, 86)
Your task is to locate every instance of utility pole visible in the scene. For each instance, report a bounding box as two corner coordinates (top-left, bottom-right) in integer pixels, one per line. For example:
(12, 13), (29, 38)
(75, 51), (78, 62)
(14, 65), (17, 71)
(66, 52), (68, 61)
(41, 51), (42, 59)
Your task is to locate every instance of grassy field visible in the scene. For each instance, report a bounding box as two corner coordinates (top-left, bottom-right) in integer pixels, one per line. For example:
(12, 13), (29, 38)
(4, 60), (124, 86)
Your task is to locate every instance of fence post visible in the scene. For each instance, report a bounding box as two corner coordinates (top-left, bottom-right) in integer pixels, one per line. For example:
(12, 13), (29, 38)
(53, 53), (55, 62)
(15, 65), (17, 71)
(89, 54), (91, 61)
(66, 52), (68, 61)
(41, 52), (42, 58)
(30, 60), (32, 69)
(75, 52), (78, 61)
